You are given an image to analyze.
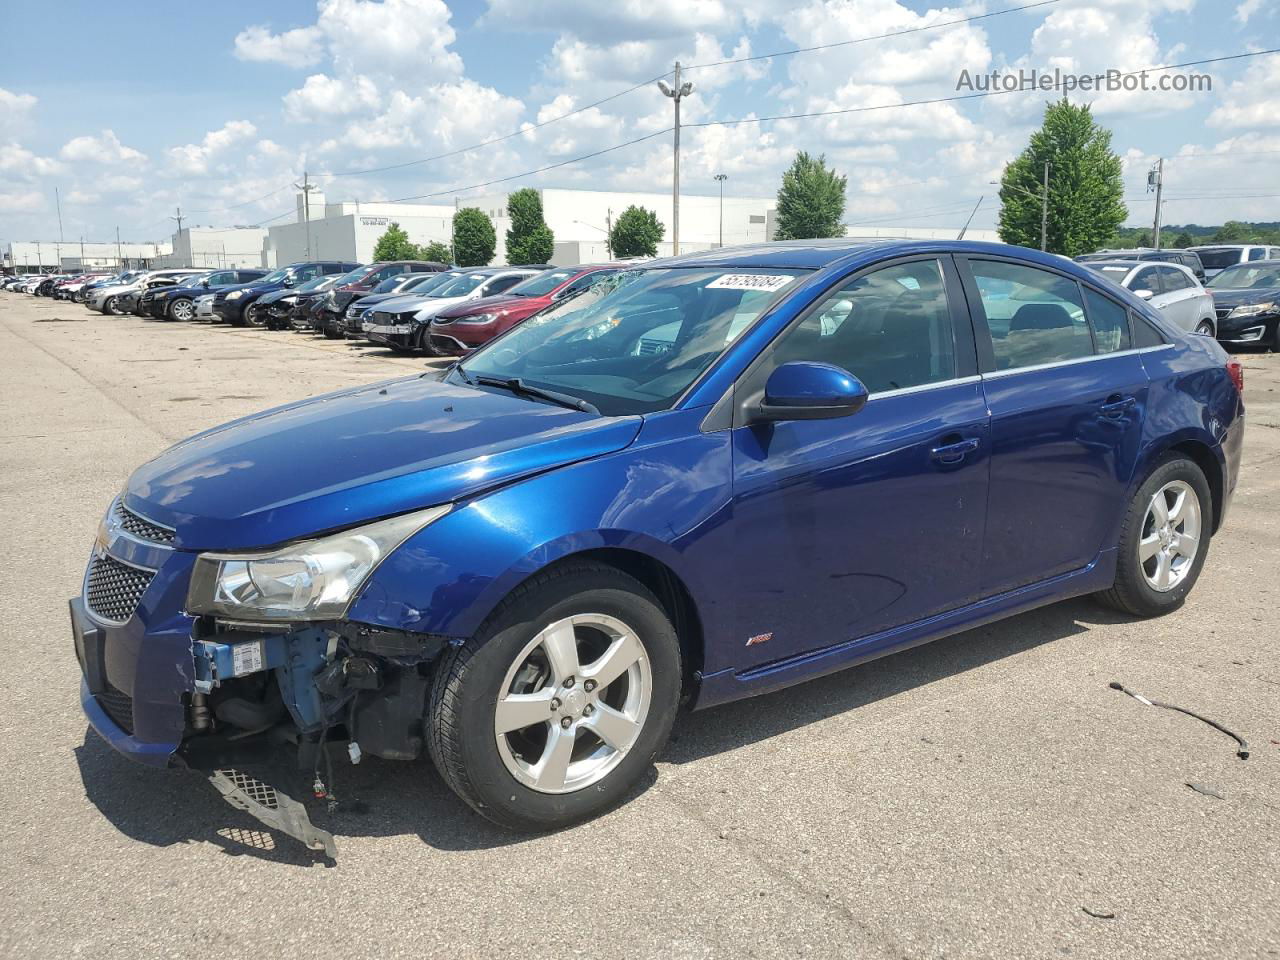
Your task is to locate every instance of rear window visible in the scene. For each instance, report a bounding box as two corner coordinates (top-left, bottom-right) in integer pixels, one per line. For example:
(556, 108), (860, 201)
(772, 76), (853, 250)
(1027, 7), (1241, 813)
(1194, 248), (1244, 270)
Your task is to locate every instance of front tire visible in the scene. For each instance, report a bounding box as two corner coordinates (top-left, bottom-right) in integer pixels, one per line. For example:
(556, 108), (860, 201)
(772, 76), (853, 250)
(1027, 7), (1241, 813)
(428, 563), (681, 831)
(169, 298), (194, 322)
(1194, 319), (1214, 337)
(1097, 455), (1211, 617)
(105, 296), (125, 316)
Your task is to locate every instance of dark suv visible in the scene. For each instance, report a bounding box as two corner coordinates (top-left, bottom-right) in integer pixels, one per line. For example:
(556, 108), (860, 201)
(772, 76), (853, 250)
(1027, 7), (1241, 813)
(1076, 248), (1205, 282)
(212, 261), (360, 326)
(145, 269), (269, 321)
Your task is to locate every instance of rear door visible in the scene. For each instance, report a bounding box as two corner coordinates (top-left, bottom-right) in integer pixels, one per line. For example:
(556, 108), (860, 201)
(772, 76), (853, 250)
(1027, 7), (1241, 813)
(1153, 266), (1200, 332)
(958, 256), (1149, 597)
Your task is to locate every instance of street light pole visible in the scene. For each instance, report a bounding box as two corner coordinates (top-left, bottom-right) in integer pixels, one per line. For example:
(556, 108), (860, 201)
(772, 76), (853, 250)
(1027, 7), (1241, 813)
(714, 173), (727, 247)
(1040, 161), (1051, 253)
(657, 64), (695, 256)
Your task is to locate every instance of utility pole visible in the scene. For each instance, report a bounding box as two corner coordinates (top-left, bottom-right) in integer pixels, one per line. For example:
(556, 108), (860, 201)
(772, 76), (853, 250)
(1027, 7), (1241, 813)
(294, 171), (315, 260)
(957, 195), (985, 240)
(606, 207), (613, 259)
(170, 206), (184, 234)
(1149, 158), (1165, 250)
(80, 236), (85, 266)
(36, 241), (42, 271)
(55, 187), (64, 243)
(451, 197), (459, 264)
(116, 226), (122, 269)
(714, 173), (727, 247)
(1040, 161), (1051, 253)
(657, 63), (694, 256)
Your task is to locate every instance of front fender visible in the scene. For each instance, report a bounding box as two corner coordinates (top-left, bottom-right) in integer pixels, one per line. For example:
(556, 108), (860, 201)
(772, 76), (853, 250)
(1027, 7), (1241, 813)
(346, 407), (736, 649)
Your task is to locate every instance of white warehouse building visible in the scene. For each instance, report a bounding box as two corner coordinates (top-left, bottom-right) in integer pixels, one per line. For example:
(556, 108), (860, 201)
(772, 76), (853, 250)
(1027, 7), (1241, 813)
(3, 238), (172, 272)
(153, 226), (268, 269)
(264, 187), (776, 267)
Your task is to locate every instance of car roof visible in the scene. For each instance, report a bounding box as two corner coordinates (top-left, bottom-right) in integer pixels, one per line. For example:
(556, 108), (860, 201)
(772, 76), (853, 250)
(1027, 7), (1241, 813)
(656, 238), (1094, 272)
(1082, 260), (1143, 270)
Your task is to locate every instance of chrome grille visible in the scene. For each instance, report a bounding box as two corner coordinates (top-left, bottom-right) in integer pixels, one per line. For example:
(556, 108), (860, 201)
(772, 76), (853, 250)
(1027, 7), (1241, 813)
(113, 500), (175, 545)
(85, 553), (154, 623)
(96, 684), (134, 734)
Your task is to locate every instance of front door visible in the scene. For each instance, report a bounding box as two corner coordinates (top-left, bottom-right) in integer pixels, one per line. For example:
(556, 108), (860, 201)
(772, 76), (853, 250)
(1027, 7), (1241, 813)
(959, 256), (1149, 597)
(730, 256), (990, 669)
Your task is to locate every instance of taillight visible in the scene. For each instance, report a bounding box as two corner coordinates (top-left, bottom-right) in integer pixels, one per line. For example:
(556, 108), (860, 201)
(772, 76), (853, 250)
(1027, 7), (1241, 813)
(1226, 358), (1244, 394)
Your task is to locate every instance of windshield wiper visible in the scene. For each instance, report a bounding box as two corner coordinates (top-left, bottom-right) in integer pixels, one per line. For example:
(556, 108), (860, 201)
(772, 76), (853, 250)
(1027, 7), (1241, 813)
(464, 372), (599, 414)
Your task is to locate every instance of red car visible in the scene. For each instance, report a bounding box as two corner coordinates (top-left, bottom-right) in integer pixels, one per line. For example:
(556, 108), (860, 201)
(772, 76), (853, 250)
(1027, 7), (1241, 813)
(427, 263), (622, 355)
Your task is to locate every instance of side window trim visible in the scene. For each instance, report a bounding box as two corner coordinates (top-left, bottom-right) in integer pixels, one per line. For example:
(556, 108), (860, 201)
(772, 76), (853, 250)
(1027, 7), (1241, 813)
(718, 253), (978, 430)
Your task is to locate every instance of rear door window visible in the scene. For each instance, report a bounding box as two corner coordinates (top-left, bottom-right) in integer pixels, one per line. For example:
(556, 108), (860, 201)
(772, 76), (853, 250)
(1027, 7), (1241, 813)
(1131, 266), (1162, 296)
(1083, 288), (1131, 354)
(968, 260), (1092, 369)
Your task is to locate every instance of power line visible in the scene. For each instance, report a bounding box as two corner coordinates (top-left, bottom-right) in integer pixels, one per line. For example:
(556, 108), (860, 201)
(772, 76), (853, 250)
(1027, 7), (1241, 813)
(320, 74), (669, 180)
(684, 0), (1065, 71)
(185, 183), (294, 214)
(317, 0), (1064, 181)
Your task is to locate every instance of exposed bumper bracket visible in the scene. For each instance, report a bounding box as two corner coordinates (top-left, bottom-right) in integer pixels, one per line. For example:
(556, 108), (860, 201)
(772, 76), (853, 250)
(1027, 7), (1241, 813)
(208, 767), (337, 858)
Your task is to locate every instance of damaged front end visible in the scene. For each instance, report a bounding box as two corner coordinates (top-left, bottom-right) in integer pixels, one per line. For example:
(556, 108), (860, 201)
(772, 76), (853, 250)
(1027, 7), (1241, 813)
(184, 617), (450, 855)
(75, 498), (455, 856)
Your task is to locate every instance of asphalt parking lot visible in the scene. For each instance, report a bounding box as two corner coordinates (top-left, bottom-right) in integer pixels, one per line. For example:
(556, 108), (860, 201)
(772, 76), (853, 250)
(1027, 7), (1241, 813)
(0, 292), (1276, 960)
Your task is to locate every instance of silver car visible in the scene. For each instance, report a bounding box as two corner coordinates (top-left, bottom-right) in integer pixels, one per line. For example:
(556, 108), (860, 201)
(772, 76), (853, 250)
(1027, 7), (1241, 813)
(85, 269), (205, 315)
(1082, 260), (1217, 336)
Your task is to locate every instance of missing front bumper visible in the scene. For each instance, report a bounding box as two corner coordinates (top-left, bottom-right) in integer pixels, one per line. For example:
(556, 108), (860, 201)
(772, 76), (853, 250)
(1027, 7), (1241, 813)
(208, 767), (337, 858)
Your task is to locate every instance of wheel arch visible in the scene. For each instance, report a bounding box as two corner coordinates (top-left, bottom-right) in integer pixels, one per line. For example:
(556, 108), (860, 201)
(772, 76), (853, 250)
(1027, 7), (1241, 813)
(1137, 434), (1226, 534)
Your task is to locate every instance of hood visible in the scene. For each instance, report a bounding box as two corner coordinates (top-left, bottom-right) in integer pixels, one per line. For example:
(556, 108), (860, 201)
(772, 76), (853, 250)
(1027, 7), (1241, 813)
(437, 292), (539, 319)
(124, 374), (641, 550)
(219, 279), (278, 297)
(1208, 286), (1280, 309)
(349, 292), (403, 310)
(258, 288), (298, 305)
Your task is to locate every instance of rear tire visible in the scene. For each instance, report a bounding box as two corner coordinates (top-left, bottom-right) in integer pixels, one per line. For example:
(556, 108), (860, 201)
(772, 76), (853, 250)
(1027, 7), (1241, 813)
(1096, 455), (1211, 617)
(428, 563), (681, 832)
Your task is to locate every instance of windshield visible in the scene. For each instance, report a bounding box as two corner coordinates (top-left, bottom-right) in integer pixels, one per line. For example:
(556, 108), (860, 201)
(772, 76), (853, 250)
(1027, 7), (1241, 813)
(1207, 264), (1280, 289)
(1194, 248), (1244, 270)
(334, 266), (373, 285)
(259, 268), (289, 283)
(506, 269), (574, 297)
(296, 275), (332, 292)
(401, 272), (454, 294)
(431, 273), (489, 297)
(456, 267), (806, 416)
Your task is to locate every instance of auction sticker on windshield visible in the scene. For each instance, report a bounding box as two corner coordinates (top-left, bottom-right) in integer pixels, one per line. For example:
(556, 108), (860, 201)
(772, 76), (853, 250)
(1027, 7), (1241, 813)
(706, 274), (795, 292)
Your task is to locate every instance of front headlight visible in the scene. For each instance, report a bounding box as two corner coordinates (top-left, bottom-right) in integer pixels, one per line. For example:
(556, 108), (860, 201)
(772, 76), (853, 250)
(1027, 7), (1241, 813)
(457, 312), (498, 324)
(186, 504), (450, 621)
(226, 290), (243, 300)
(1228, 302), (1275, 319)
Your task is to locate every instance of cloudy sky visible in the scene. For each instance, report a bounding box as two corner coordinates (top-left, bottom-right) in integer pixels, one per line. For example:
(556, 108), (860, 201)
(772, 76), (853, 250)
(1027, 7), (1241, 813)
(1, 0), (1277, 246)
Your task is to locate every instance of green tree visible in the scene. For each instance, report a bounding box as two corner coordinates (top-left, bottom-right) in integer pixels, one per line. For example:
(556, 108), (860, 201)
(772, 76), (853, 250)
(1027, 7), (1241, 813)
(608, 205), (665, 258)
(371, 222), (419, 261)
(1213, 220), (1254, 243)
(1134, 231), (1152, 248)
(452, 208), (496, 266)
(997, 99), (1127, 256)
(419, 240), (453, 263)
(773, 151), (847, 240)
(1173, 231), (1194, 249)
(505, 188), (555, 264)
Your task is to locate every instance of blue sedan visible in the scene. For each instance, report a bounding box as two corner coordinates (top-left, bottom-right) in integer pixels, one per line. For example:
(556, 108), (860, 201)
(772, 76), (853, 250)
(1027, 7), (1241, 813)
(72, 240), (1244, 845)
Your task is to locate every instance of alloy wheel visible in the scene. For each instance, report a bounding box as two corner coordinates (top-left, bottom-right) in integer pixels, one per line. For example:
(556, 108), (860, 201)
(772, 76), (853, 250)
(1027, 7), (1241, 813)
(245, 303), (265, 327)
(1194, 321), (1214, 337)
(106, 296), (124, 316)
(170, 299), (194, 321)
(1139, 479), (1201, 592)
(494, 613), (652, 795)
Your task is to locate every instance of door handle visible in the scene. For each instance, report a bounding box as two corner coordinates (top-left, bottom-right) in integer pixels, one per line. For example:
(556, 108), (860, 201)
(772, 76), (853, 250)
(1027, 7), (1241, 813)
(930, 437), (981, 464)
(1100, 395), (1136, 419)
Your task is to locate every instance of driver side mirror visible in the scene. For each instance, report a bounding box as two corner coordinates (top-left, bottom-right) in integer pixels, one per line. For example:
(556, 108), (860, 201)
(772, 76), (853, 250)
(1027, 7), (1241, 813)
(283, 275), (295, 287)
(1134, 288), (1155, 300)
(752, 361), (869, 423)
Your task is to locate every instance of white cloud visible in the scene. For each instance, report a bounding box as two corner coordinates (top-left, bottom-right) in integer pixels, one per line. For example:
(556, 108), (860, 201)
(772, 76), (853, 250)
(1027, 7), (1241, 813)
(233, 23), (325, 67)
(0, 87), (37, 136)
(1234, 0), (1263, 23)
(0, 188), (44, 213)
(165, 120), (258, 174)
(59, 129), (147, 165)
(1207, 55), (1280, 129)
(0, 142), (64, 177)
(284, 74), (380, 121)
